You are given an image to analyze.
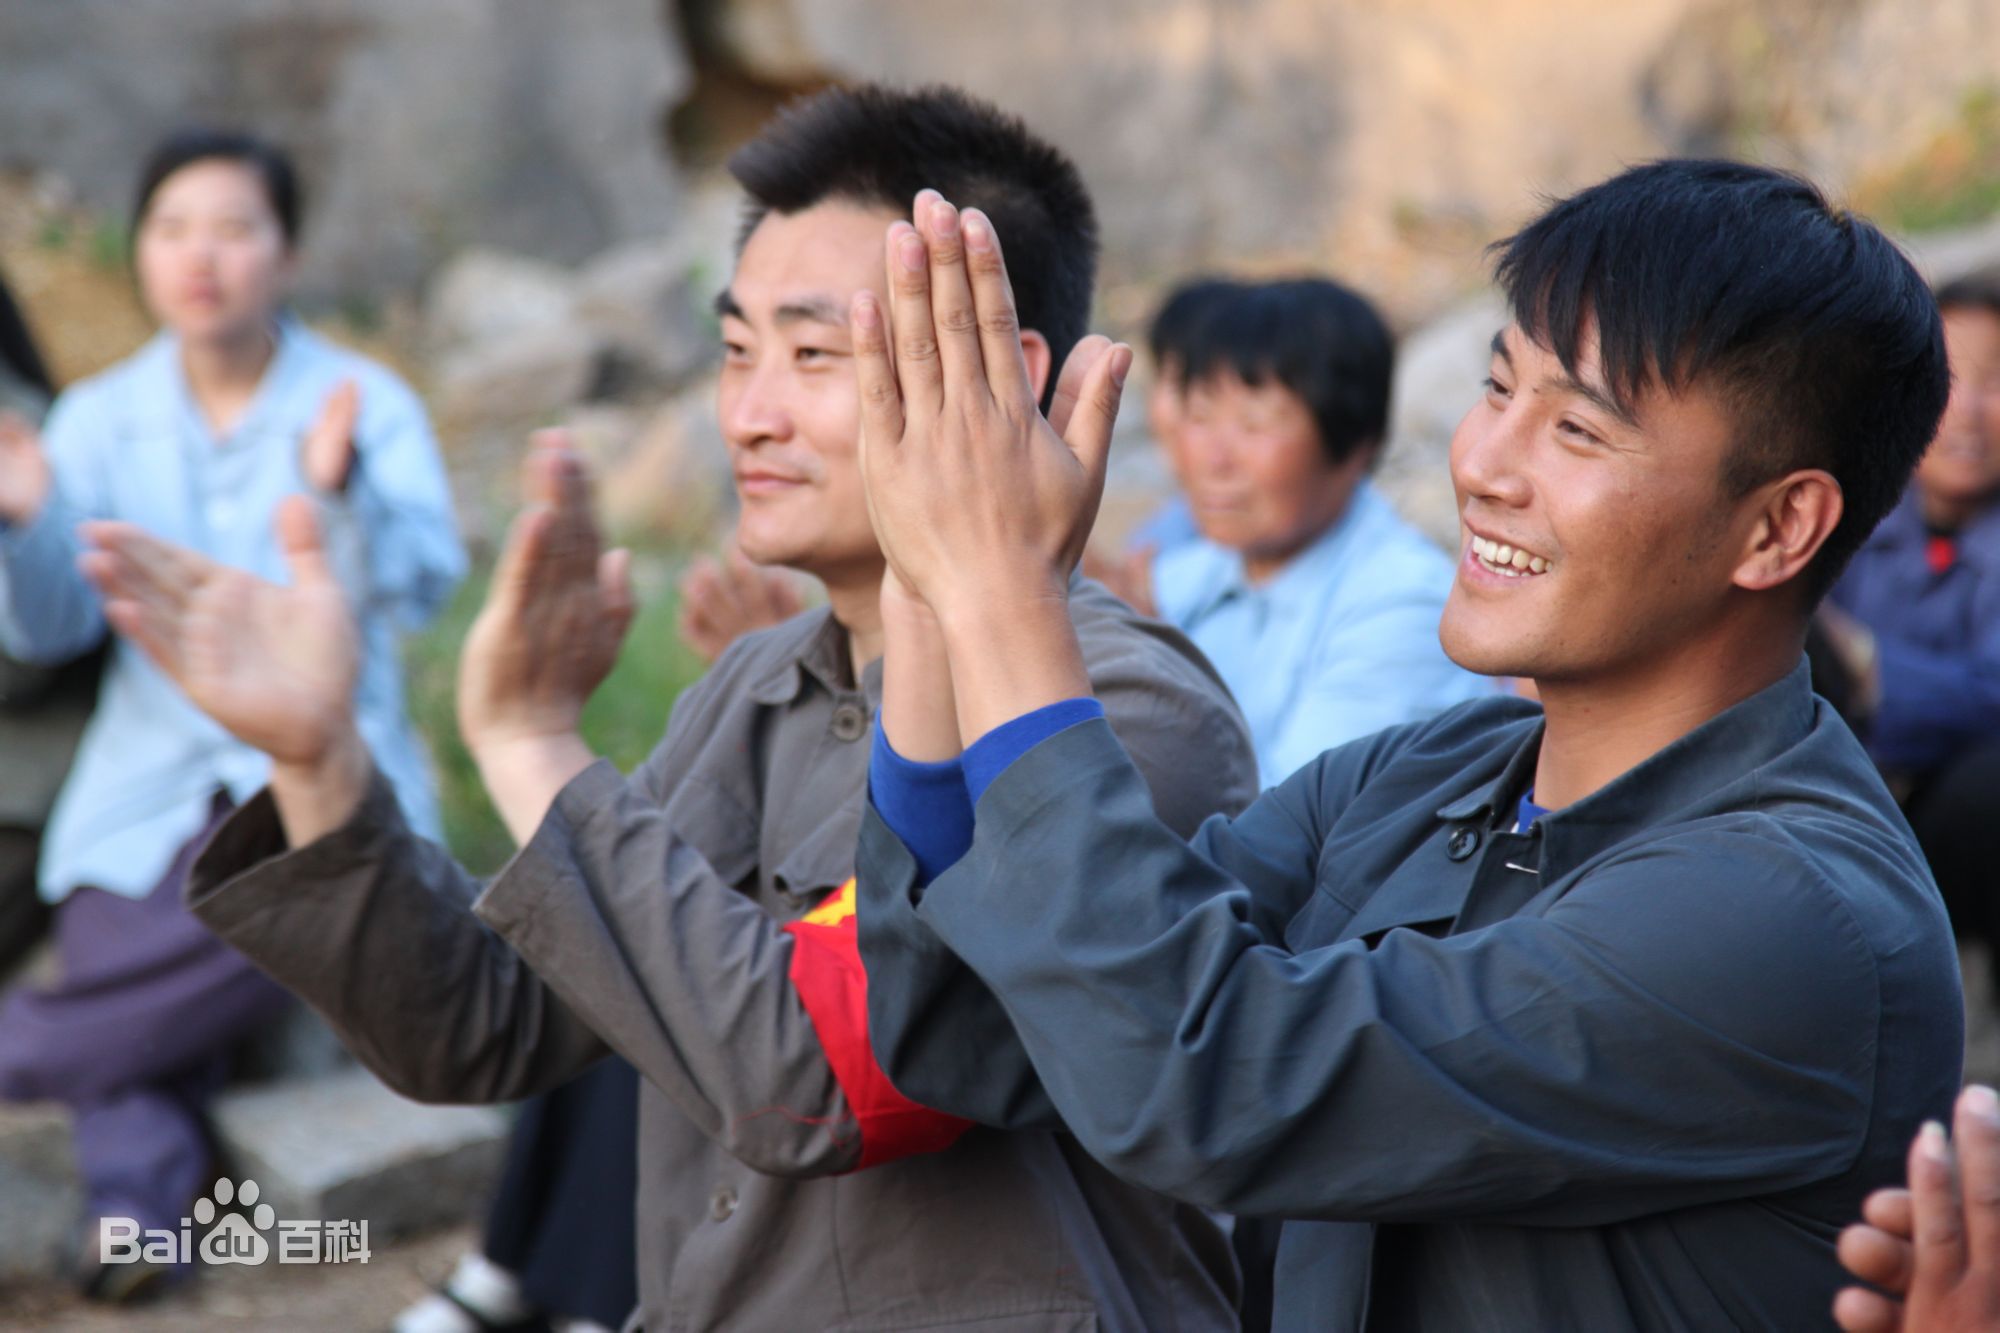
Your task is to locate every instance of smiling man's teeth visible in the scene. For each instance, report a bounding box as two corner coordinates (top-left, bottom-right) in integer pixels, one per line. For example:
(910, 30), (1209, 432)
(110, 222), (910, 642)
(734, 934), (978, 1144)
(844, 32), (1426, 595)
(1469, 534), (1550, 576)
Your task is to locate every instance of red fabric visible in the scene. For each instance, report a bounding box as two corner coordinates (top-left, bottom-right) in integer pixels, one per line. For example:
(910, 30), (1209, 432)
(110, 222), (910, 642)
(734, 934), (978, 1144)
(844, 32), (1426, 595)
(783, 878), (973, 1170)
(1928, 534), (1958, 575)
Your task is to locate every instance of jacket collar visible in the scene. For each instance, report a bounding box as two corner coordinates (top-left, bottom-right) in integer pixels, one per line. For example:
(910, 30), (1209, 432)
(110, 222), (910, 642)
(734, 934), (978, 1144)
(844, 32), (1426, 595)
(1434, 656), (1818, 881)
(743, 607), (881, 706)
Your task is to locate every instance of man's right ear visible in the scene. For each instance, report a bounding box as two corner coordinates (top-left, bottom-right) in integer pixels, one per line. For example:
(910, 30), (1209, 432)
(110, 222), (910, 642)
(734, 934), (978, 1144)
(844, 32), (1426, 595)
(1022, 330), (1053, 403)
(1731, 468), (1843, 595)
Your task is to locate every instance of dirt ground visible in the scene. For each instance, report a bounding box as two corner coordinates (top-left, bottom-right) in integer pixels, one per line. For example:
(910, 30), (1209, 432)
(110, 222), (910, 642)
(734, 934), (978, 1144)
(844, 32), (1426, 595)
(0, 1223), (476, 1332)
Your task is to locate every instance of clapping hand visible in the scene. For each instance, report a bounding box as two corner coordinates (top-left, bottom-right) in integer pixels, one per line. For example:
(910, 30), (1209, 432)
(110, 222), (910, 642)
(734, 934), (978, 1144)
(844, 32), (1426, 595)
(302, 379), (360, 494)
(0, 412), (52, 527)
(456, 431), (633, 836)
(851, 190), (1131, 625)
(78, 497), (361, 769)
(677, 541), (805, 665)
(1836, 1085), (2000, 1332)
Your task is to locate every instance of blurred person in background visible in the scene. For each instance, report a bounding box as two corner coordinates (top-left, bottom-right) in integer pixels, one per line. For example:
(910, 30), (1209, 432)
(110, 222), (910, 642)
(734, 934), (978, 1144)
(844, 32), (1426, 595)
(1817, 269), (2000, 983)
(1124, 275), (1234, 558)
(1086, 275), (1234, 612)
(0, 127), (464, 1301)
(1144, 276), (1490, 788)
(0, 269), (97, 982)
(394, 1049), (640, 1333)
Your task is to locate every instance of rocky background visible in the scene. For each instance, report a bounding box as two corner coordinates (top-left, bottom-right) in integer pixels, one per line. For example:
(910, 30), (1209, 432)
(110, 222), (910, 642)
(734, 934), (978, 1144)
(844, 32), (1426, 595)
(2, 0), (1998, 556)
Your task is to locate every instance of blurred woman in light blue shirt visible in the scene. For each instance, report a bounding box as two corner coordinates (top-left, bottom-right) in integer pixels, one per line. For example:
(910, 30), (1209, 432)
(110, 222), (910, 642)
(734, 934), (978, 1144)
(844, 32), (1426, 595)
(0, 128), (462, 1299)
(1147, 277), (1489, 790)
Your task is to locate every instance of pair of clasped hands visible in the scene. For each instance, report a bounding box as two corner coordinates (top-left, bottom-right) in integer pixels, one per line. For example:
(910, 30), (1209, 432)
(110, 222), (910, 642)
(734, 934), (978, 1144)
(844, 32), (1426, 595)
(77, 191), (1127, 818)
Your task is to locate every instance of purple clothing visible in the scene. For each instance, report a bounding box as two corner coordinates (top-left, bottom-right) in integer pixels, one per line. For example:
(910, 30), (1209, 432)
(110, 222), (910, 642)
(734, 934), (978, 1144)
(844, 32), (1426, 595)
(0, 795), (291, 1230)
(1830, 491), (2000, 773)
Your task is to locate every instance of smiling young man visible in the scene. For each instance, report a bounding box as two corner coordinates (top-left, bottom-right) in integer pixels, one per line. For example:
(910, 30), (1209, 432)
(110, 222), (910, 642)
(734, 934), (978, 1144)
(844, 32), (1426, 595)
(78, 86), (1257, 1331)
(850, 160), (1963, 1328)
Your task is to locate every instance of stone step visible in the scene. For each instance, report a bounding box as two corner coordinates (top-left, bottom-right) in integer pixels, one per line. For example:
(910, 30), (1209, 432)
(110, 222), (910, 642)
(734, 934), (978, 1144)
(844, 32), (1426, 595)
(209, 1068), (510, 1239)
(0, 1069), (508, 1283)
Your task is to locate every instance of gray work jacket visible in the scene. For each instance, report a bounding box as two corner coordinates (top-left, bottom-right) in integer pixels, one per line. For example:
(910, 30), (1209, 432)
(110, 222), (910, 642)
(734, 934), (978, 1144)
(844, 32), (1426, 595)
(186, 580), (1258, 1332)
(857, 658), (1963, 1330)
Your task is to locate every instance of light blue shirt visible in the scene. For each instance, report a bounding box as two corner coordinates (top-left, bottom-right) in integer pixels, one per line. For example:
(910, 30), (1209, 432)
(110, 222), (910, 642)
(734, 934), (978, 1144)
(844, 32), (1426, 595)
(1152, 481), (1491, 788)
(0, 319), (465, 901)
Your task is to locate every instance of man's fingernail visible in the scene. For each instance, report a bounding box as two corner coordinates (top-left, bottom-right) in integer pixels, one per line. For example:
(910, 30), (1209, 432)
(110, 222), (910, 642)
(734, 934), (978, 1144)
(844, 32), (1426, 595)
(1111, 345), (1133, 390)
(1921, 1120), (1951, 1160)
(1965, 1085), (2000, 1124)
(898, 234), (926, 272)
(964, 211), (993, 252)
(853, 292), (880, 329)
(931, 200), (958, 237)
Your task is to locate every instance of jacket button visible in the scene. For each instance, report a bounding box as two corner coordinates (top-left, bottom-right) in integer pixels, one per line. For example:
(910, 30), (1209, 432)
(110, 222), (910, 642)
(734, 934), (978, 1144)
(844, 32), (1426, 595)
(709, 1186), (737, 1221)
(1446, 826), (1481, 861)
(830, 703), (868, 742)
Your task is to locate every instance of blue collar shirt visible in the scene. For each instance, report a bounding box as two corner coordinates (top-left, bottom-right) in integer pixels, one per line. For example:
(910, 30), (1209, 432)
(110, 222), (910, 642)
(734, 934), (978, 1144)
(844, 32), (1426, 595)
(1152, 481), (1491, 787)
(0, 320), (464, 900)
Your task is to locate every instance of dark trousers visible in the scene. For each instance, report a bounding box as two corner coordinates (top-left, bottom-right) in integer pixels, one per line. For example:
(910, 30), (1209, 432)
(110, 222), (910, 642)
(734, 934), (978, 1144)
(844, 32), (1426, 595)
(0, 798), (290, 1232)
(482, 1055), (641, 1327)
(1907, 740), (2000, 978)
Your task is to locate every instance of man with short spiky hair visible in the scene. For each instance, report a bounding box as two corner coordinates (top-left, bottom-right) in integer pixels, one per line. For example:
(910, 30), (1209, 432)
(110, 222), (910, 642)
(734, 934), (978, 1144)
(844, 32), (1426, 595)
(852, 159), (1964, 1327)
(80, 85), (1255, 1331)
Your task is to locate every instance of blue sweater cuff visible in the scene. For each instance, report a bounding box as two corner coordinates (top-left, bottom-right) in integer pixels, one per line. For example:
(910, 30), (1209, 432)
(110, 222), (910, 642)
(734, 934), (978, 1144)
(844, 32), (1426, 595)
(867, 719), (975, 886)
(964, 698), (1106, 807)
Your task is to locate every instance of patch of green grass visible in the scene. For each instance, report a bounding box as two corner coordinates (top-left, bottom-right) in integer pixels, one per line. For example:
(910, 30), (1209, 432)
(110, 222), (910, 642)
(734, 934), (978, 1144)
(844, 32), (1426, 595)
(87, 217), (129, 271)
(402, 554), (707, 876)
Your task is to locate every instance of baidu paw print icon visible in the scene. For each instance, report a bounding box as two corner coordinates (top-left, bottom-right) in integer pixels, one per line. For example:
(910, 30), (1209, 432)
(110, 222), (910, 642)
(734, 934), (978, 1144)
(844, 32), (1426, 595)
(195, 1177), (275, 1266)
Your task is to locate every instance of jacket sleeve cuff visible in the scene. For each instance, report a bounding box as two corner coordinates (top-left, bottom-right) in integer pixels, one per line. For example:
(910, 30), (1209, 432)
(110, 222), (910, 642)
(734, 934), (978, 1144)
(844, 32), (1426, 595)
(184, 763), (408, 932)
(867, 718), (974, 886)
(963, 697), (1105, 805)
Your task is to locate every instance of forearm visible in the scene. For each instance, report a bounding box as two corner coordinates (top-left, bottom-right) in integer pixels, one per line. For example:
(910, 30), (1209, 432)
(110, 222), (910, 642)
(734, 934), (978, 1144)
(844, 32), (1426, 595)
(268, 718), (375, 849)
(469, 731), (600, 847)
(939, 591), (1093, 746)
(879, 584), (961, 761)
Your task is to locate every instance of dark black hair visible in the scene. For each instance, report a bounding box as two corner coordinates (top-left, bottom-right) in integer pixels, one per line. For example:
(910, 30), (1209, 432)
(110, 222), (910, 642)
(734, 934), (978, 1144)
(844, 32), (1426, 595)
(1936, 268), (2000, 321)
(131, 128), (302, 246)
(1173, 277), (1395, 467)
(727, 83), (1098, 410)
(1492, 158), (1949, 601)
(1147, 277), (1235, 367)
(0, 271), (52, 399)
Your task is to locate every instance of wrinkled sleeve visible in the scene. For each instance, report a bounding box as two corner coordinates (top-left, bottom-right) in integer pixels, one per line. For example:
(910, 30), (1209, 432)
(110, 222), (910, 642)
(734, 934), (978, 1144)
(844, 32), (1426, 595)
(186, 768), (608, 1104)
(907, 718), (1881, 1224)
(0, 391), (108, 663)
(859, 636), (1268, 1129)
(475, 753), (972, 1177)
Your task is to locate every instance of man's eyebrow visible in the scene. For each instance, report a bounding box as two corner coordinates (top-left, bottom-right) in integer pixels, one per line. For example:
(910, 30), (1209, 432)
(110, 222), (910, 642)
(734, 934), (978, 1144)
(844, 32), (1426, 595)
(712, 290), (849, 329)
(1550, 370), (1639, 429)
(774, 296), (848, 328)
(1495, 327), (1640, 429)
